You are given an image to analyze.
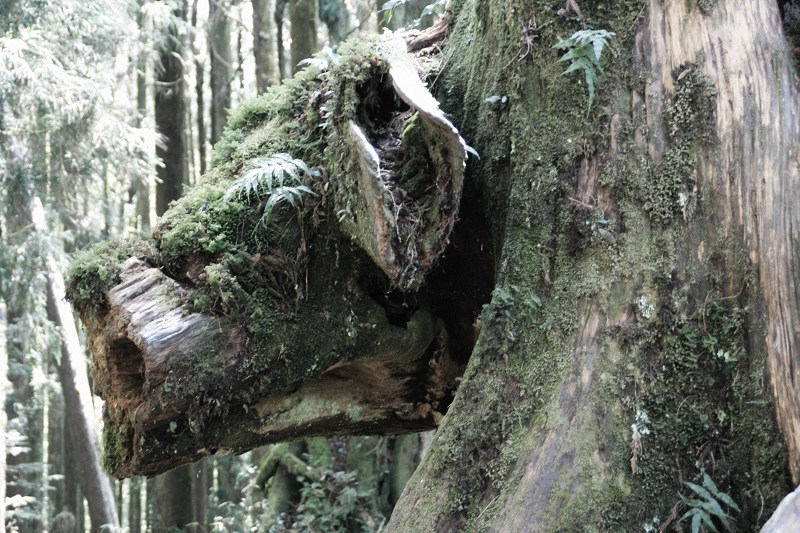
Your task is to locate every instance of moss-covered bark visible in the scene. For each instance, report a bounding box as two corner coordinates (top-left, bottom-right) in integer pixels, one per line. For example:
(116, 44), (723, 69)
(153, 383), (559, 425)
(388, 0), (797, 531)
(66, 36), (481, 479)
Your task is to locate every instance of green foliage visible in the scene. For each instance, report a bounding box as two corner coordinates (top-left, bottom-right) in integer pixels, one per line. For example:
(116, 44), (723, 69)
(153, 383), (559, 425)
(678, 472), (741, 532)
(292, 470), (381, 532)
(553, 29), (616, 111)
(65, 237), (156, 314)
(223, 153), (318, 228)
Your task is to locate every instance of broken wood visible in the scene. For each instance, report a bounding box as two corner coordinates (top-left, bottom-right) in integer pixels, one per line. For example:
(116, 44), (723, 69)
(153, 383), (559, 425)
(68, 36), (471, 478)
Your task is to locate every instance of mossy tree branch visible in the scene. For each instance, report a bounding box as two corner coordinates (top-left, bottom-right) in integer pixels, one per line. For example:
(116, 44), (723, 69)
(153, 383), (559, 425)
(68, 34), (473, 479)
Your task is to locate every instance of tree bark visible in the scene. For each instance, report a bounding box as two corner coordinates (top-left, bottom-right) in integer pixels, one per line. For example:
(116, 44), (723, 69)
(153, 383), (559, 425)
(68, 39), (470, 477)
(69, 1), (800, 530)
(387, 1), (799, 530)
(31, 197), (119, 531)
(155, 0), (188, 216)
(209, 0), (233, 145)
(253, 0), (279, 93)
(289, 0), (317, 73)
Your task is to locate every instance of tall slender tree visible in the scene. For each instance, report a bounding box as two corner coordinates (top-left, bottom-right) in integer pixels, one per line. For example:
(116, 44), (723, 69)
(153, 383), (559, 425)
(153, 1), (194, 529)
(289, 0), (318, 73)
(208, 0), (233, 145)
(155, 0), (189, 216)
(252, 0), (278, 93)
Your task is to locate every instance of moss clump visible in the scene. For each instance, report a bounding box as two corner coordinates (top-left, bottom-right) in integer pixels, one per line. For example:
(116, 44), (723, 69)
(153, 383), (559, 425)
(66, 237), (157, 314)
(601, 293), (789, 530)
(697, 0), (717, 15)
(645, 65), (716, 222)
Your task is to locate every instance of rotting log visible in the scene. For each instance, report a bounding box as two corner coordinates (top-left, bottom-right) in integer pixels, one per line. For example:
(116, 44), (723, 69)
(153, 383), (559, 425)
(67, 34), (479, 479)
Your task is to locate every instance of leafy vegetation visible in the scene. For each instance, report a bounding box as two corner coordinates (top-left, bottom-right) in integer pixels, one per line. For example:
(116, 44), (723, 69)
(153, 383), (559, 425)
(223, 153), (318, 228)
(553, 29), (615, 111)
(678, 472), (741, 532)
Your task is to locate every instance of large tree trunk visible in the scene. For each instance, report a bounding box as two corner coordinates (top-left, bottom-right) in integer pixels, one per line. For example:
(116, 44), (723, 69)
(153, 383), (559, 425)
(388, 1), (799, 530)
(68, 0), (800, 530)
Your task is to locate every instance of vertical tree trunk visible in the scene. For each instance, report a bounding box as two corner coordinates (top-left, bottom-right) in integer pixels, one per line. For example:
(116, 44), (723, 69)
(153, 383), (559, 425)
(0, 299), (7, 533)
(387, 1), (799, 530)
(209, 0), (233, 145)
(191, 0), (207, 177)
(155, 0), (188, 216)
(289, 0), (317, 74)
(31, 197), (119, 531)
(135, 19), (151, 233)
(275, 0), (288, 79)
(152, 3), (196, 528)
(252, 0), (278, 93)
(155, 465), (194, 531)
(129, 477), (142, 533)
(190, 461), (208, 530)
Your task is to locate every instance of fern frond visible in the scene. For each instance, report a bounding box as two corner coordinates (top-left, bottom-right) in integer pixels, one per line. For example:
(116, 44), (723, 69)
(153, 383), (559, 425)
(553, 29), (615, 111)
(224, 153), (318, 227)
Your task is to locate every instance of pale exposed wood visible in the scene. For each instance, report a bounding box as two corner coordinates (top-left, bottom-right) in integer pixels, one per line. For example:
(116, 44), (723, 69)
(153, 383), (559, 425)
(338, 37), (467, 290)
(31, 197), (120, 530)
(639, 0), (800, 481)
(762, 484), (800, 532)
(0, 299), (7, 533)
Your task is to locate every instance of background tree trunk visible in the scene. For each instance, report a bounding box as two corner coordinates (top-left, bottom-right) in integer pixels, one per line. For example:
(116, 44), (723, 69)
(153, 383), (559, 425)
(155, 0), (188, 216)
(153, 2), (194, 527)
(32, 198), (119, 531)
(253, 0), (279, 92)
(129, 477), (142, 533)
(387, 0), (799, 530)
(289, 0), (317, 74)
(209, 0), (233, 146)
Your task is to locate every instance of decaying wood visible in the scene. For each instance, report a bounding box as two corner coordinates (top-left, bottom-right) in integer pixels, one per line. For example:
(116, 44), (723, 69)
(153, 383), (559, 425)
(337, 36), (466, 290)
(87, 260), (457, 478)
(76, 38), (468, 478)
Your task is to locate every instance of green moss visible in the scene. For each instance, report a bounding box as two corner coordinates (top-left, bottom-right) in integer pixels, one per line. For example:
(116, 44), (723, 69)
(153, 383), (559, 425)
(66, 236), (156, 314)
(645, 65), (716, 223)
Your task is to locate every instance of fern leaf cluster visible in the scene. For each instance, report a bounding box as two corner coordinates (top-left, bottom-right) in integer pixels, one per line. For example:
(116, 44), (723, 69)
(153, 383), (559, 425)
(678, 472), (741, 532)
(224, 153), (317, 226)
(553, 29), (615, 111)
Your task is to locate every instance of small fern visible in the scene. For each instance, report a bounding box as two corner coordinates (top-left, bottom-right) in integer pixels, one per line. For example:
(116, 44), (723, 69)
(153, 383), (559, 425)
(677, 472), (740, 533)
(553, 29), (615, 111)
(224, 153), (317, 226)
